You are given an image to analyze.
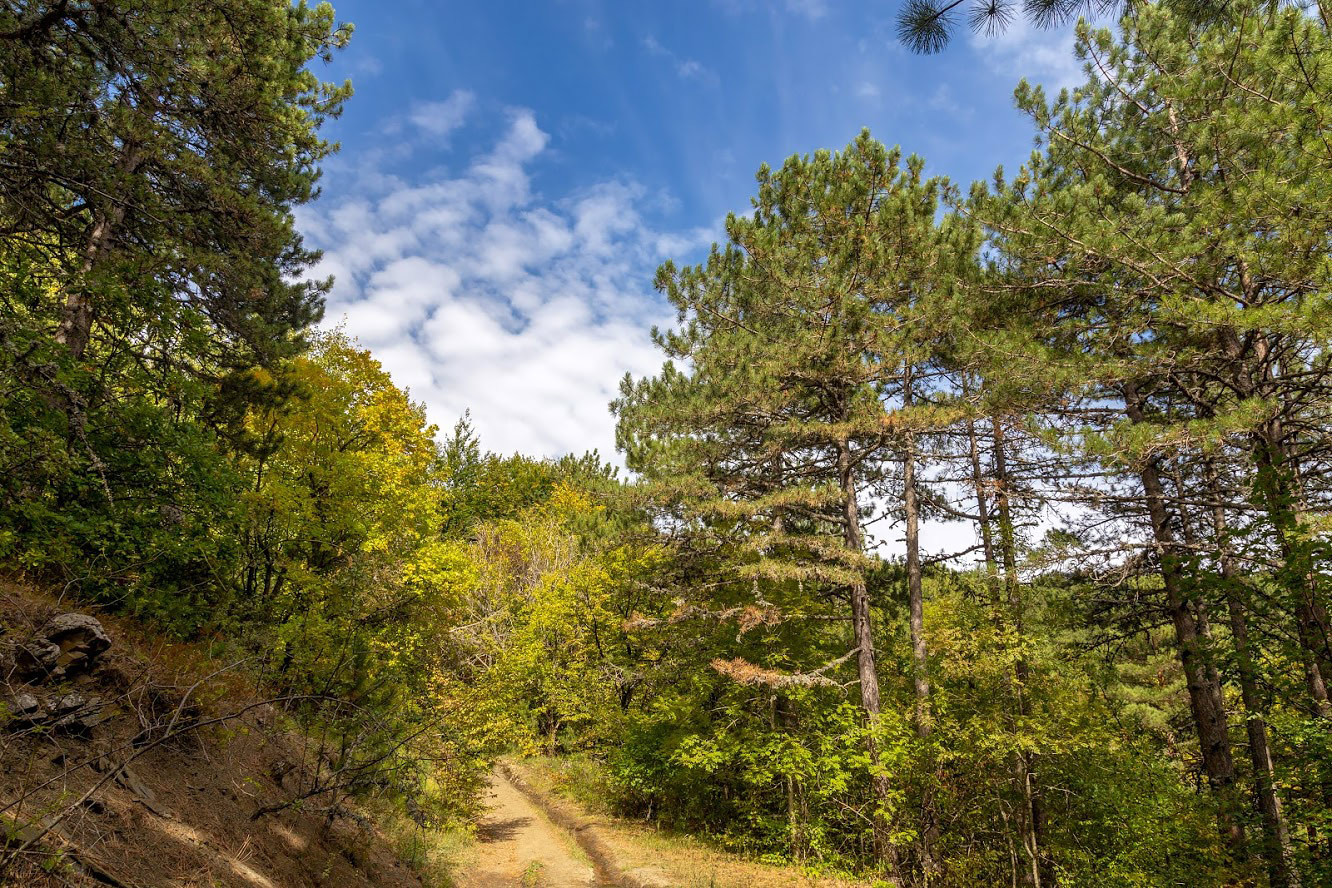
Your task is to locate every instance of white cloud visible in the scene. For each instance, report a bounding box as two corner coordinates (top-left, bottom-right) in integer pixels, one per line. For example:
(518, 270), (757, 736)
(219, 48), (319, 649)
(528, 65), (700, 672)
(714, 0), (828, 18)
(302, 106), (718, 460)
(408, 89), (477, 138)
(347, 54), (383, 78)
(642, 36), (719, 84)
(583, 17), (613, 51)
(969, 19), (1096, 93)
(926, 83), (973, 119)
(676, 59), (707, 79)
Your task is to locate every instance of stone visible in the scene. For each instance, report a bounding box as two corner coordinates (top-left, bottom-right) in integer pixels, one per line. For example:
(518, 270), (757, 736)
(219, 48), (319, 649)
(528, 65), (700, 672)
(15, 613), (111, 680)
(52, 692), (88, 715)
(14, 636), (61, 678)
(52, 712), (97, 738)
(5, 692), (44, 728)
(45, 613), (112, 668)
(50, 693), (104, 737)
(12, 693), (41, 717)
(5, 690), (106, 737)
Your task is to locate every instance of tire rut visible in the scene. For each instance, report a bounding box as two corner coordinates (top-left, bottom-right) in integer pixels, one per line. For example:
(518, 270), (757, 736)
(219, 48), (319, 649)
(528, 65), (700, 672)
(455, 768), (608, 888)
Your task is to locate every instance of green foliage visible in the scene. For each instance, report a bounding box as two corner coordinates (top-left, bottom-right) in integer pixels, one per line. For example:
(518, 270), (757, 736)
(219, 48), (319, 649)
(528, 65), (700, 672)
(590, 570), (1233, 881)
(2, 3), (1330, 886)
(0, 0), (354, 617)
(0, 264), (244, 631)
(449, 478), (665, 755)
(0, 0), (352, 364)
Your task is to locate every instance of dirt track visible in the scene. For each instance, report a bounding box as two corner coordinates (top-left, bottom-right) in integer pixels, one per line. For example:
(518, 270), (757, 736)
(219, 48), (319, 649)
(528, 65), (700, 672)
(455, 770), (602, 887)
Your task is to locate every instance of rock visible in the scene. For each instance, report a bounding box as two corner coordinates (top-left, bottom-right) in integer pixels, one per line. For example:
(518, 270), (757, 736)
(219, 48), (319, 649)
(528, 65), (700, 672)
(16, 613), (111, 680)
(115, 765), (174, 819)
(50, 693), (105, 737)
(5, 692), (45, 728)
(14, 636), (61, 677)
(52, 692), (89, 715)
(5, 690), (106, 737)
(12, 693), (42, 717)
(53, 713), (96, 738)
(45, 613), (112, 670)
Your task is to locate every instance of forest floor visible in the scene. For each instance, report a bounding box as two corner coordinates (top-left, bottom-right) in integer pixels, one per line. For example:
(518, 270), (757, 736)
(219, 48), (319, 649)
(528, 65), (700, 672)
(449, 758), (869, 888)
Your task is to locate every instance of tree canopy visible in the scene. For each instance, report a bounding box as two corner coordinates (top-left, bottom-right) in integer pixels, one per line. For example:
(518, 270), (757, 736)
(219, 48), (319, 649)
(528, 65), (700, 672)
(2, 3), (1331, 887)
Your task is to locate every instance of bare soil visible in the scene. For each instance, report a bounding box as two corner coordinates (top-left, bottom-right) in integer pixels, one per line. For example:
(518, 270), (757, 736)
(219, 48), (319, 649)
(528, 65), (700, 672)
(454, 770), (600, 888)
(508, 758), (871, 888)
(0, 581), (421, 888)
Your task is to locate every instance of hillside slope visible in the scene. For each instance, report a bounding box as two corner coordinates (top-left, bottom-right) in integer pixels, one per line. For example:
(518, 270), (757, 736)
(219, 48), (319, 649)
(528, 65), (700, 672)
(0, 581), (423, 888)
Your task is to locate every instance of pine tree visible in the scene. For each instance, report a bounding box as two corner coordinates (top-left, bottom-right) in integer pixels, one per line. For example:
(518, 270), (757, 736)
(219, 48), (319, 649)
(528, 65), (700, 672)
(970, 3), (1332, 880)
(616, 131), (976, 879)
(0, 0), (351, 367)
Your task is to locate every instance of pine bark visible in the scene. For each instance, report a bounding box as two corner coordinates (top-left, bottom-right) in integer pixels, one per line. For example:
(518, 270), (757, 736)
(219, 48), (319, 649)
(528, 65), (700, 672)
(1123, 384), (1243, 846)
(902, 368), (939, 885)
(1203, 463), (1298, 888)
(837, 437), (895, 869)
(56, 143), (141, 360)
(990, 417), (1050, 888)
(1252, 419), (1332, 718)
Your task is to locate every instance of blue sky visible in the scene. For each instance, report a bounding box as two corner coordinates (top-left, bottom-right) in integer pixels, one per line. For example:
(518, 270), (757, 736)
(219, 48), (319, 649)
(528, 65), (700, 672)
(297, 0), (1092, 462)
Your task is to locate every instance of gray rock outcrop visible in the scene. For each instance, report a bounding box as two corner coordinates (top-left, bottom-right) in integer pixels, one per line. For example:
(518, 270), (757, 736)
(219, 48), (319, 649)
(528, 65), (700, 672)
(15, 613), (112, 679)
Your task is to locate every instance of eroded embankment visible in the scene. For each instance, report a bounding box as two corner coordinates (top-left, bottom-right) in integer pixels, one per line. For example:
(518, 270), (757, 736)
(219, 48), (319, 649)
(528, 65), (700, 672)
(0, 582), (422, 888)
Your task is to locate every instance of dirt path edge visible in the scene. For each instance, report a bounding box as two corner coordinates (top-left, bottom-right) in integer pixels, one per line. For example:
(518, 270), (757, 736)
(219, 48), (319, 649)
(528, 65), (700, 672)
(494, 761), (667, 888)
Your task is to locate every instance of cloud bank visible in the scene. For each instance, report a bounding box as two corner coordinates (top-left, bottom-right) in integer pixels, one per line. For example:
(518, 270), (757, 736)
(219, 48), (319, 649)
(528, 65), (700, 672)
(298, 102), (714, 460)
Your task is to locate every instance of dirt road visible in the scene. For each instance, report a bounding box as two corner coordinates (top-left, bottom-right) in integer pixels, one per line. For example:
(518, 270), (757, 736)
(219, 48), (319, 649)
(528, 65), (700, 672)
(455, 770), (603, 888)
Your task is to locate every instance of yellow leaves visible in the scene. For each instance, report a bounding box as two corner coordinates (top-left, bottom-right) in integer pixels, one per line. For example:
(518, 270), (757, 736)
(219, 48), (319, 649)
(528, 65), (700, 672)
(234, 331), (464, 710)
(246, 365), (276, 388)
(452, 483), (658, 749)
(405, 539), (475, 592)
(539, 482), (599, 526)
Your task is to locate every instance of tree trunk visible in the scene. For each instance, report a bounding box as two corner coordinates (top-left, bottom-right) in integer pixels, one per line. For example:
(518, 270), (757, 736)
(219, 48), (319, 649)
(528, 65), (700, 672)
(991, 416), (1051, 888)
(1252, 420), (1332, 718)
(1123, 384), (1243, 847)
(1204, 462), (1298, 888)
(902, 368), (939, 886)
(1225, 329), (1332, 718)
(56, 144), (141, 360)
(837, 437), (896, 871)
(963, 409), (999, 598)
(903, 409), (930, 730)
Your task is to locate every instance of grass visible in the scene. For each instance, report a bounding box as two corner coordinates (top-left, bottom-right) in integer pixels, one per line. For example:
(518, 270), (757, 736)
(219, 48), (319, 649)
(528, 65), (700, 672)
(375, 804), (474, 888)
(512, 756), (870, 888)
(519, 753), (618, 813)
(520, 859), (545, 887)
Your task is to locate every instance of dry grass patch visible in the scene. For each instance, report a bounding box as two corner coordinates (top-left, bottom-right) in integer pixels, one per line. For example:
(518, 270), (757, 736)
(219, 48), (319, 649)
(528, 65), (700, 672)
(511, 757), (872, 888)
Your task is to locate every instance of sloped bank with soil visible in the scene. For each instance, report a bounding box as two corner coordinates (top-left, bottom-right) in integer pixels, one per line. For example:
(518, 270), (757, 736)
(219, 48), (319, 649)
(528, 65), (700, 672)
(0, 581), (423, 888)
